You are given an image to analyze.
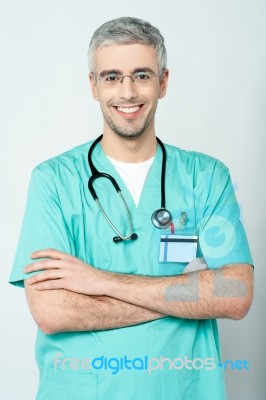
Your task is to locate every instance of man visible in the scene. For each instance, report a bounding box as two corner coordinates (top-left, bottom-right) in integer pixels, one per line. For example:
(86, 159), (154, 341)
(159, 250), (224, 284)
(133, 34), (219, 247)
(9, 17), (253, 399)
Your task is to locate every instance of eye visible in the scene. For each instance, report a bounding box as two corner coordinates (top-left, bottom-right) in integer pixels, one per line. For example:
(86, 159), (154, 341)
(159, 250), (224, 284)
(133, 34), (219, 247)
(104, 74), (120, 82)
(134, 72), (152, 80)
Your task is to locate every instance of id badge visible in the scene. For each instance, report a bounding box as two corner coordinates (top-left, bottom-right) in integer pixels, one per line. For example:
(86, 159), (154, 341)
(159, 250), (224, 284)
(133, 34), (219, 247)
(159, 234), (198, 263)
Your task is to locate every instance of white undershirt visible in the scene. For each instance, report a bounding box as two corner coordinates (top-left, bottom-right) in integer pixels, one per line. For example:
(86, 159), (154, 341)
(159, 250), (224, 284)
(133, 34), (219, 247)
(107, 156), (154, 206)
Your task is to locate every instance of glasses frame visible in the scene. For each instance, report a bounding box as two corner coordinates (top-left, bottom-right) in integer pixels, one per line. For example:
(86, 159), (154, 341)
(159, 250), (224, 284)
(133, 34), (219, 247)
(95, 69), (165, 88)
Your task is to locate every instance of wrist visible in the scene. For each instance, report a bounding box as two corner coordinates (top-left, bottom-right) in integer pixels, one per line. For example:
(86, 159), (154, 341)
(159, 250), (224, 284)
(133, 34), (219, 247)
(102, 271), (121, 297)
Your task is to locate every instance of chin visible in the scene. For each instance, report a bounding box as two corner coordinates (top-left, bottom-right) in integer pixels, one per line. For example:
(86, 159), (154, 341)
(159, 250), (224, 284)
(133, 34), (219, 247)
(116, 132), (145, 140)
(111, 127), (146, 140)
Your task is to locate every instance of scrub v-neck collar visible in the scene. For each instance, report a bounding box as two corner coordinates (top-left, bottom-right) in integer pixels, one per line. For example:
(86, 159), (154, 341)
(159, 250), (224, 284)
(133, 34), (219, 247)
(91, 140), (163, 213)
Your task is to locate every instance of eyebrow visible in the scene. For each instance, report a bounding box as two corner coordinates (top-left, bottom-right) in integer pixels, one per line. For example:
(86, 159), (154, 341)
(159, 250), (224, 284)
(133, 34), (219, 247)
(133, 67), (157, 75)
(99, 69), (121, 78)
(99, 67), (157, 78)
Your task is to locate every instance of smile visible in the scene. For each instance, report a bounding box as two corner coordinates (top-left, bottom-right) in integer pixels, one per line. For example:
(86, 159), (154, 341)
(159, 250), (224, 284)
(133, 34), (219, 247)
(115, 105), (143, 114)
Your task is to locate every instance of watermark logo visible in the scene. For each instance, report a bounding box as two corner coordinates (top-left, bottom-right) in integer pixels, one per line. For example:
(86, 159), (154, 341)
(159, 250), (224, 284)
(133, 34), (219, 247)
(218, 359), (250, 371)
(53, 354), (250, 375)
(164, 267), (248, 303)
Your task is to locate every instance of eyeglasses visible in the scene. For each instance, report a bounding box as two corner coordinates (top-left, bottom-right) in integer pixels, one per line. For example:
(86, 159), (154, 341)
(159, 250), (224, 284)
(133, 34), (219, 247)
(97, 71), (163, 88)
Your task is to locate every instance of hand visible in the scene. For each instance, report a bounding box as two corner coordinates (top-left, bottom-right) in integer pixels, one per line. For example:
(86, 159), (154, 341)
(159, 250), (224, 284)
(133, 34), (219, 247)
(24, 249), (110, 296)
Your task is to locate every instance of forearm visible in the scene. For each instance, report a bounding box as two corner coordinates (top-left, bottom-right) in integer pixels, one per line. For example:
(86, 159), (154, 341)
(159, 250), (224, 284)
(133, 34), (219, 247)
(25, 250), (253, 322)
(104, 264), (254, 320)
(63, 291), (166, 332)
(24, 281), (165, 334)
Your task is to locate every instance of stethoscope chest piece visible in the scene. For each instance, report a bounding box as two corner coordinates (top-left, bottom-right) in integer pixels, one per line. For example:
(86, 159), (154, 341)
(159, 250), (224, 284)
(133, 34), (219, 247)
(151, 208), (172, 229)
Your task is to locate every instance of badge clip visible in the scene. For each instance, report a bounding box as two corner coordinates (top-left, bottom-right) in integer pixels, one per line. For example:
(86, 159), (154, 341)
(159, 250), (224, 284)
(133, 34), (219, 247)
(180, 212), (187, 226)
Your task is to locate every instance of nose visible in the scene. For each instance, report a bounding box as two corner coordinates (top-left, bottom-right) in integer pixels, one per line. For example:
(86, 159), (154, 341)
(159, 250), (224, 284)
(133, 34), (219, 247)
(118, 76), (138, 100)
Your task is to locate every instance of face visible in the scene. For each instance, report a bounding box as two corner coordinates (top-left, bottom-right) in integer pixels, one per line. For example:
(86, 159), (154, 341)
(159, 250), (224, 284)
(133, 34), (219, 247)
(90, 44), (168, 140)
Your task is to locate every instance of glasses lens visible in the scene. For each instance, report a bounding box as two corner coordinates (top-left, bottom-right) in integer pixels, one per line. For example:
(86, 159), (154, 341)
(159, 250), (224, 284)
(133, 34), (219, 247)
(100, 74), (120, 87)
(133, 72), (154, 84)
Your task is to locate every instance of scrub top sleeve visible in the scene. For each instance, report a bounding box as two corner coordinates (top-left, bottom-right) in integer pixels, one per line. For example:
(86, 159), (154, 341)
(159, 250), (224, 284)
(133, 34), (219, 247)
(198, 161), (253, 269)
(9, 165), (75, 288)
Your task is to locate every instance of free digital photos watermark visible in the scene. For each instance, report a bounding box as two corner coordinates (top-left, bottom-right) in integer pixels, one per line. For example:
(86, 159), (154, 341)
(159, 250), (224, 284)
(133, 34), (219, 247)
(54, 354), (250, 375)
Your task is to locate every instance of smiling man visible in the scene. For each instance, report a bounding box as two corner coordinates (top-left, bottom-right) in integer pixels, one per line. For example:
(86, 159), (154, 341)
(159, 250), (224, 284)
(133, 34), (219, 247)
(91, 44), (166, 142)
(9, 17), (253, 399)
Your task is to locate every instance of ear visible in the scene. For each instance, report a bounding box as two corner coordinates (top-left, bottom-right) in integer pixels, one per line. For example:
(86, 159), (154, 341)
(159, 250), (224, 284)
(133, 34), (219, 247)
(159, 69), (169, 99)
(89, 73), (99, 101)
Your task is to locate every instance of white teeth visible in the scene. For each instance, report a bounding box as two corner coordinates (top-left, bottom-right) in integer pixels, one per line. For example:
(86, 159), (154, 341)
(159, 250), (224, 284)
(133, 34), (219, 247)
(117, 105), (141, 113)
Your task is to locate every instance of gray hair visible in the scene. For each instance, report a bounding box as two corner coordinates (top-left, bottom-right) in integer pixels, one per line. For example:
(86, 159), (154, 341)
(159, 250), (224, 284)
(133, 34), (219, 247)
(88, 17), (167, 74)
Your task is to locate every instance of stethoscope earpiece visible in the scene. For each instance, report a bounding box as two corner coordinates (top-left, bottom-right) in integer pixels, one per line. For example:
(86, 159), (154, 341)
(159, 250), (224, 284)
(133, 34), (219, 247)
(113, 236), (123, 243)
(113, 233), (138, 243)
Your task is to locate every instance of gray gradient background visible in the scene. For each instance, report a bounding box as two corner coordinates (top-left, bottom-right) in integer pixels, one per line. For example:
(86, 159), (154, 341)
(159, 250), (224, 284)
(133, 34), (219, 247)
(1, 1), (265, 399)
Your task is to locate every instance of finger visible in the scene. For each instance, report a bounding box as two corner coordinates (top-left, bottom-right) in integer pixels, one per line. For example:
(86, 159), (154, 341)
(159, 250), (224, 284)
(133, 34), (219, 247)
(33, 279), (65, 291)
(27, 270), (64, 284)
(24, 259), (63, 274)
(30, 248), (75, 261)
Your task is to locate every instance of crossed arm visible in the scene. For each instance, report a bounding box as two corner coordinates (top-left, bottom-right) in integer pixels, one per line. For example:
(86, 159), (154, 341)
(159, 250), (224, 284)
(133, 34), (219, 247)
(24, 249), (254, 334)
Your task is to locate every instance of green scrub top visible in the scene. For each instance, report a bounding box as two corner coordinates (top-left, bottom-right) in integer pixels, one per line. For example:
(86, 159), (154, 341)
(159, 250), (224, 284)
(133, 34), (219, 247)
(9, 140), (253, 400)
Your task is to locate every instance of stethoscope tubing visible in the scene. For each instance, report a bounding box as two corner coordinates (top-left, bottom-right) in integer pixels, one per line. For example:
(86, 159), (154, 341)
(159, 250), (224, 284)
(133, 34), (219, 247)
(87, 134), (171, 242)
(95, 193), (134, 241)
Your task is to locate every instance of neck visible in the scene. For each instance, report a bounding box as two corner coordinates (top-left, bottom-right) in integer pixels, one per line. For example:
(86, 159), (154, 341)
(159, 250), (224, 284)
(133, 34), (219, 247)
(101, 131), (158, 162)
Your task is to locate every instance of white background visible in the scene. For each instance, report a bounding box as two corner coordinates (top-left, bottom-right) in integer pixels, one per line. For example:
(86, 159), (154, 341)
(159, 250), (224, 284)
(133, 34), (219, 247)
(1, 0), (265, 399)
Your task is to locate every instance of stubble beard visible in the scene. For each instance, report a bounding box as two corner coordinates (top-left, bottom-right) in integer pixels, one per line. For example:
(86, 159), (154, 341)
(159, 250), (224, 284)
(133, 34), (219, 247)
(101, 105), (157, 140)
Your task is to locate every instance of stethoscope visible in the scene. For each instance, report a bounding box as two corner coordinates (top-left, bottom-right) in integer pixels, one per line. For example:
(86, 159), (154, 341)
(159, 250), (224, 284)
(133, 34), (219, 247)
(88, 134), (172, 243)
